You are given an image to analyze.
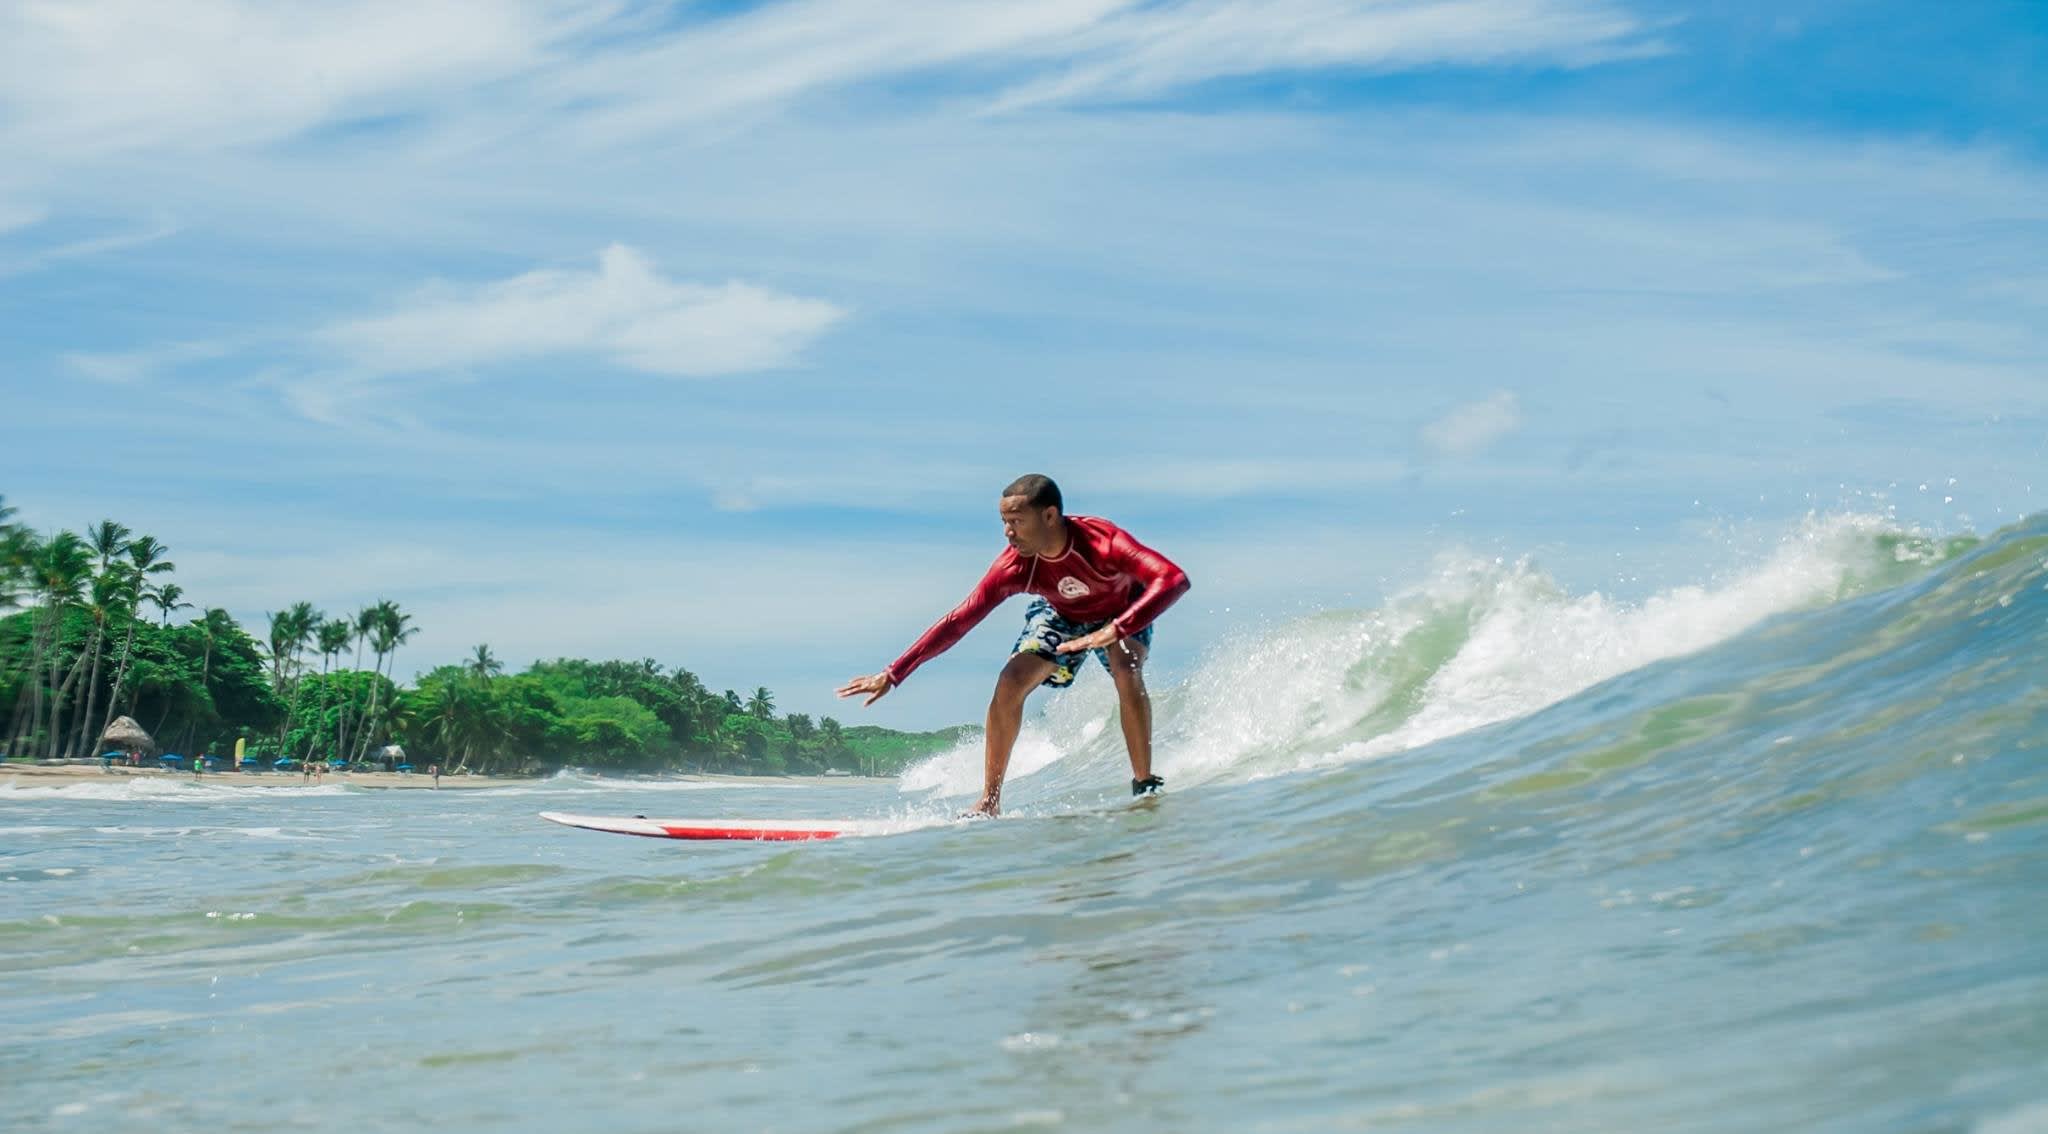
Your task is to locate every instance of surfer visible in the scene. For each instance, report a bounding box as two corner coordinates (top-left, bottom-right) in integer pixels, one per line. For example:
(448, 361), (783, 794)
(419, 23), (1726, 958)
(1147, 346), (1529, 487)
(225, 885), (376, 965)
(837, 475), (1190, 816)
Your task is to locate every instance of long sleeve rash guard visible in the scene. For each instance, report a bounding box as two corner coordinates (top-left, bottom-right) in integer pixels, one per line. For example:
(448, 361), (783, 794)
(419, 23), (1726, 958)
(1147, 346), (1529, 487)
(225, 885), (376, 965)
(884, 515), (1190, 687)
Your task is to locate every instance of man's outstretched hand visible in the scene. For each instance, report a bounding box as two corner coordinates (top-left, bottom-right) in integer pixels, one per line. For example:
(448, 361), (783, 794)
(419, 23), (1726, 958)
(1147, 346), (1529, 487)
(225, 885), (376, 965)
(836, 673), (894, 706)
(1054, 626), (1119, 655)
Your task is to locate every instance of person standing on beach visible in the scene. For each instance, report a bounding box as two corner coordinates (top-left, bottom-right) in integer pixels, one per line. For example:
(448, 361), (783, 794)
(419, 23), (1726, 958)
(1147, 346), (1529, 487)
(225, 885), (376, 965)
(837, 475), (1190, 816)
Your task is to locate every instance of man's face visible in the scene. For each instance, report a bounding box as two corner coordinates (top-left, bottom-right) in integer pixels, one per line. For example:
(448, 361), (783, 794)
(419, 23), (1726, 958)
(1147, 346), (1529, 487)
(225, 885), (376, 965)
(999, 495), (1061, 556)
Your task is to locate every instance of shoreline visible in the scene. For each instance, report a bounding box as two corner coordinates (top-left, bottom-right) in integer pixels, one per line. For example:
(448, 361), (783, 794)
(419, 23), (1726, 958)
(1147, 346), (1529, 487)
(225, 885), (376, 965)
(0, 762), (892, 791)
(0, 762), (516, 790)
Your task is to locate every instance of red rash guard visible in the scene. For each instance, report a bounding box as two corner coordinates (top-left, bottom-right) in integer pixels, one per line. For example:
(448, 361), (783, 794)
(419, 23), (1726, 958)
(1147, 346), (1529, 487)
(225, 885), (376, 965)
(885, 515), (1190, 686)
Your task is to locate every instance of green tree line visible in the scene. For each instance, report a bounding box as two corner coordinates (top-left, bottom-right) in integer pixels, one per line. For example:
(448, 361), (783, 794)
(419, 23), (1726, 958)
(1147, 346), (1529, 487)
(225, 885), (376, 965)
(0, 494), (962, 776)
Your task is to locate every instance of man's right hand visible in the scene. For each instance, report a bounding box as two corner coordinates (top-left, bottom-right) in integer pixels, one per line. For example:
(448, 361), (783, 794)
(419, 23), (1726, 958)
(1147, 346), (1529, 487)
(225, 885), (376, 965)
(835, 673), (894, 706)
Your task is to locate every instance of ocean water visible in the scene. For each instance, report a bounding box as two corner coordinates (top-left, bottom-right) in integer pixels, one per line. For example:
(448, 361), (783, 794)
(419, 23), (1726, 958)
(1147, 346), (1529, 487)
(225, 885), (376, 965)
(4, 513), (2044, 1133)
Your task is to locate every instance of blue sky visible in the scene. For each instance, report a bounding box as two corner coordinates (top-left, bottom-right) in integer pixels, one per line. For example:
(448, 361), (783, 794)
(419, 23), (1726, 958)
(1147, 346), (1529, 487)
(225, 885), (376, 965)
(4, 0), (2044, 729)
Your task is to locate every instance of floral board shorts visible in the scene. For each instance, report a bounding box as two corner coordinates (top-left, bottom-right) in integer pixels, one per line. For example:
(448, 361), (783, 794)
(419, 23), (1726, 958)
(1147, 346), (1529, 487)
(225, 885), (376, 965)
(1011, 598), (1155, 689)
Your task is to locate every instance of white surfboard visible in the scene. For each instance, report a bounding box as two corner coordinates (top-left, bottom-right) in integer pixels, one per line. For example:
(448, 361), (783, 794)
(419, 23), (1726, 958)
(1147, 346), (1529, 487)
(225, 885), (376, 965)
(539, 811), (894, 841)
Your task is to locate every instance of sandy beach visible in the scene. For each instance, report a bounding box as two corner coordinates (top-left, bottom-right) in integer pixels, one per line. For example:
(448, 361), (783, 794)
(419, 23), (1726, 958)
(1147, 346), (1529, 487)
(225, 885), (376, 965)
(0, 761), (521, 790)
(0, 762), (880, 790)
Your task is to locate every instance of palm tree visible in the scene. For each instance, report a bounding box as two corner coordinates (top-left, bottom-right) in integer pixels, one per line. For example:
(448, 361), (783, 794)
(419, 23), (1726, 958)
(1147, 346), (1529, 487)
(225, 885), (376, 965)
(37, 534), (93, 739)
(266, 612), (292, 689)
(149, 582), (191, 627)
(317, 619), (353, 670)
(315, 617), (352, 758)
(334, 604), (379, 761)
(59, 566), (137, 758)
(66, 522), (133, 758)
(785, 713), (815, 767)
(7, 531), (90, 758)
(98, 536), (174, 742)
(0, 495), (23, 617)
(468, 644), (502, 682)
(263, 602), (317, 757)
(421, 674), (505, 773)
(113, 576), (191, 717)
(1, 526), (39, 746)
(192, 607), (240, 716)
(746, 686), (776, 720)
(353, 600), (416, 762)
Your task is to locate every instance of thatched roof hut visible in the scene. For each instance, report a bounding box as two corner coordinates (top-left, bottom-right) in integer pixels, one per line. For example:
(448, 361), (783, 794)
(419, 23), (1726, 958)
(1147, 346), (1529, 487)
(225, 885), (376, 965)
(100, 716), (155, 755)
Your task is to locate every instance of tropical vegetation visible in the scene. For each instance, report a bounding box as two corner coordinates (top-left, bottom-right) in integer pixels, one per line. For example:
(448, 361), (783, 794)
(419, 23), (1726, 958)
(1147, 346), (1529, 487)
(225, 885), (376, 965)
(0, 494), (963, 776)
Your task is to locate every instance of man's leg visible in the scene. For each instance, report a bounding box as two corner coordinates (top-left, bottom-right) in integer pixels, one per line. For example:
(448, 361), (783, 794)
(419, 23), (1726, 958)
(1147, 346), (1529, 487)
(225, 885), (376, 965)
(974, 651), (1057, 815)
(1105, 638), (1153, 782)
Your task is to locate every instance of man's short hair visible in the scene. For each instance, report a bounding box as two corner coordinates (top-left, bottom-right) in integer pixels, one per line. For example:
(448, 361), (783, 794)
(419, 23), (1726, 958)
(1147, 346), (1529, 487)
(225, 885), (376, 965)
(1003, 474), (1062, 514)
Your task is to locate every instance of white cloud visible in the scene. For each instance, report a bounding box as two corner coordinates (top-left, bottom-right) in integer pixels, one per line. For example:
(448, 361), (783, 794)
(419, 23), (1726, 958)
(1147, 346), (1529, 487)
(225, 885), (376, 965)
(0, 214), (179, 278)
(990, 0), (1660, 111)
(543, 0), (1657, 140)
(318, 244), (846, 378)
(63, 339), (227, 384)
(1421, 391), (1521, 457)
(0, 200), (47, 235)
(1, 0), (1656, 164)
(0, 0), (597, 159)
(542, 0), (1121, 138)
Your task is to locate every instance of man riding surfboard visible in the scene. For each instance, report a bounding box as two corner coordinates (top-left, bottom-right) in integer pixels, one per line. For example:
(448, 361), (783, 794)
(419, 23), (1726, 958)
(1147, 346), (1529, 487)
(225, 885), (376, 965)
(837, 475), (1190, 816)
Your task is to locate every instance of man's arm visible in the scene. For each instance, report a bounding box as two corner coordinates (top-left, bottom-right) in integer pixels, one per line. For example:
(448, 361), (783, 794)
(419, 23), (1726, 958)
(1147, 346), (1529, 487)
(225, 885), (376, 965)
(1055, 527), (1190, 655)
(1107, 528), (1189, 639)
(883, 563), (1021, 685)
(839, 556), (1022, 704)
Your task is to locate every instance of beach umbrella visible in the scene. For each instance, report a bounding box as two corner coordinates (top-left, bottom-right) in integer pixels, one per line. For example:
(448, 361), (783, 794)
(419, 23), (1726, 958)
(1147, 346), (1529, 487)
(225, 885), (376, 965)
(100, 716), (154, 755)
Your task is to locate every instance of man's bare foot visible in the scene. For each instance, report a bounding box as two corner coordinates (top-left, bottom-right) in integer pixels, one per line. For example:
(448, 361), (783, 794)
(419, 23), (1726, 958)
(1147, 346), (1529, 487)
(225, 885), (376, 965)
(964, 794), (1000, 818)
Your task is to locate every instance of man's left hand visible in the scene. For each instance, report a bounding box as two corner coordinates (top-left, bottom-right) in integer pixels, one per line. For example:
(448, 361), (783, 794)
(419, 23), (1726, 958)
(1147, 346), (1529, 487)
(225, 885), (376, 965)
(1054, 626), (1119, 655)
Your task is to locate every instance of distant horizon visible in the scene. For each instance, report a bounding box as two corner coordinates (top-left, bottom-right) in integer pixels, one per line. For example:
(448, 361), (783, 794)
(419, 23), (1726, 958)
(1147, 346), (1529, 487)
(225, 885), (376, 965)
(9, 0), (2043, 729)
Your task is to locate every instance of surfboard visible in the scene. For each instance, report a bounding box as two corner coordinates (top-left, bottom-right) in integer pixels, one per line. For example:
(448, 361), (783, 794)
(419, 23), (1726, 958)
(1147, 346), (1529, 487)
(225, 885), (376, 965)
(539, 811), (891, 841)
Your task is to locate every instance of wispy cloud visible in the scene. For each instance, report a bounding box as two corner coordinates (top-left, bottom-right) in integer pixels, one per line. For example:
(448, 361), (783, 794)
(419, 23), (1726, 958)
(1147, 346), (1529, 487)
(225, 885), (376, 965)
(63, 340), (226, 384)
(0, 201), (47, 235)
(0, 0), (597, 159)
(318, 243), (846, 378)
(1421, 391), (1521, 458)
(989, 0), (1662, 111)
(541, 0), (1659, 141)
(0, 214), (179, 278)
(2, 0), (1657, 167)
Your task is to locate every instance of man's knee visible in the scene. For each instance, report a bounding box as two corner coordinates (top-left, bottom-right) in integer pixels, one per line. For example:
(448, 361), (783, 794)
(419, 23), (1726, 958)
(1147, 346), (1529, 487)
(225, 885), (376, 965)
(994, 655), (1052, 705)
(1107, 642), (1147, 681)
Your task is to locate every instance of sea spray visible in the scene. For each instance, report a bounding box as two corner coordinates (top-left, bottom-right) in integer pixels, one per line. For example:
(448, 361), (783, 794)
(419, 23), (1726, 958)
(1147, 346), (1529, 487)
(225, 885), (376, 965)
(900, 512), (1986, 803)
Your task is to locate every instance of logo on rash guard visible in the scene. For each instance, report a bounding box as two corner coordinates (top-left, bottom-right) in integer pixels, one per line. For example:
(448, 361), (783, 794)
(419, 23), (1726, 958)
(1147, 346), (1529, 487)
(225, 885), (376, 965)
(1057, 576), (1090, 599)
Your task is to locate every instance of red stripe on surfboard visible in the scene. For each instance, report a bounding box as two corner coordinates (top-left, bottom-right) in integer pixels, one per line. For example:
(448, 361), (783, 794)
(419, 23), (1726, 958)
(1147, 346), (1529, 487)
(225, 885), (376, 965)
(657, 825), (843, 841)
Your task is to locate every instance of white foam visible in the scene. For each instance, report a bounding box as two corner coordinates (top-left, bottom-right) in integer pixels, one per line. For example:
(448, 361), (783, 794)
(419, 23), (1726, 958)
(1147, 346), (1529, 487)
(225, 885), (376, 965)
(1, 777), (352, 801)
(233, 826), (333, 841)
(907, 512), (1924, 797)
(473, 768), (757, 796)
(897, 676), (1123, 799)
(1318, 512), (1902, 768)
